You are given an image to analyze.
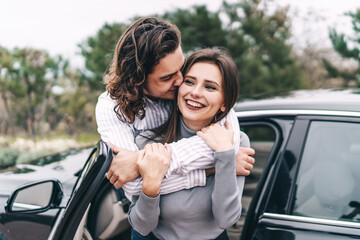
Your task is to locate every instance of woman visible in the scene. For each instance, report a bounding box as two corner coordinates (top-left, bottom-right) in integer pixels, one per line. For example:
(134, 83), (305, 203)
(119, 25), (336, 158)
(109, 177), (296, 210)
(129, 48), (248, 240)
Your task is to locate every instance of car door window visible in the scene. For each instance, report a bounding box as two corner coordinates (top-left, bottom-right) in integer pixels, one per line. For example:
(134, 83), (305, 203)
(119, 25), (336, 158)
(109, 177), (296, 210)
(292, 121), (360, 223)
(229, 123), (277, 238)
(241, 124), (276, 197)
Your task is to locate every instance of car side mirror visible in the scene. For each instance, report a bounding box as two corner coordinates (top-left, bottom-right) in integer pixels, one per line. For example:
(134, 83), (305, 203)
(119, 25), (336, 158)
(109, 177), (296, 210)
(5, 180), (63, 214)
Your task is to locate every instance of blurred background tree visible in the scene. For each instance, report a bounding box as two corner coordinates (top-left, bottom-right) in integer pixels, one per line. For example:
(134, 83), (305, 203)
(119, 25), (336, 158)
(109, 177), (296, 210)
(1, 0), (359, 141)
(162, 5), (227, 52)
(0, 47), (15, 135)
(0, 47), (97, 138)
(221, 0), (303, 97)
(78, 23), (129, 92)
(323, 9), (360, 87)
(0, 48), (64, 137)
(80, 0), (304, 99)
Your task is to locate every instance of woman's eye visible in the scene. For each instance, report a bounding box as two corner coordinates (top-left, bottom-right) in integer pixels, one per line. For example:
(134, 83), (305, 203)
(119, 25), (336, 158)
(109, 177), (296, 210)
(184, 79), (194, 85)
(205, 85), (217, 90)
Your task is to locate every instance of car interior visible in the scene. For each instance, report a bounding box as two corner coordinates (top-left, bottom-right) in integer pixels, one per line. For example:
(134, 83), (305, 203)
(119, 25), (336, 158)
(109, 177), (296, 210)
(294, 121), (360, 222)
(74, 181), (131, 240)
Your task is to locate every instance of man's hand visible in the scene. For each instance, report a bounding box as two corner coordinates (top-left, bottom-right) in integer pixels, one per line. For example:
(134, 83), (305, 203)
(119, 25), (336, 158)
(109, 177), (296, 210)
(106, 143), (139, 188)
(236, 147), (255, 176)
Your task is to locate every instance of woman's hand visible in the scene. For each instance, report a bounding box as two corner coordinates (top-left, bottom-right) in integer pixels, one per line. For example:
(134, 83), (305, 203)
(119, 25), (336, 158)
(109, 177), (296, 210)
(197, 121), (234, 152)
(137, 143), (172, 197)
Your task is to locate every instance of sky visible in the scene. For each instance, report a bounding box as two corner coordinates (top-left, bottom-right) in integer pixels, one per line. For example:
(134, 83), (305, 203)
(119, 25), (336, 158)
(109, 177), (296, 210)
(1, 0), (360, 68)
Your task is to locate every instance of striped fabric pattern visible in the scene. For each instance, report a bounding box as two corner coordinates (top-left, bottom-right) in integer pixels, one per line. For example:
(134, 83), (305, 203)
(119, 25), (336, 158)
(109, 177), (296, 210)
(95, 91), (240, 196)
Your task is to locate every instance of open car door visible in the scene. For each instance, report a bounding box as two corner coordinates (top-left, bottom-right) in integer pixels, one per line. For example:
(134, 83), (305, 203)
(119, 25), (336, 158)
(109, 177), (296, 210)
(48, 140), (113, 240)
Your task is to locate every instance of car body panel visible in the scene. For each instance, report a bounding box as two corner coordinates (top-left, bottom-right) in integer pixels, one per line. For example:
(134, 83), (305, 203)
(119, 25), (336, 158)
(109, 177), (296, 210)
(0, 148), (91, 240)
(50, 141), (112, 240)
(238, 89), (360, 240)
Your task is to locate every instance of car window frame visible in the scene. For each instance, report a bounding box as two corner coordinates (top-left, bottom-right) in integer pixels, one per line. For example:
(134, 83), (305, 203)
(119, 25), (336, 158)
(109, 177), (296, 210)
(259, 115), (360, 238)
(290, 116), (360, 220)
(48, 140), (113, 240)
(238, 117), (286, 240)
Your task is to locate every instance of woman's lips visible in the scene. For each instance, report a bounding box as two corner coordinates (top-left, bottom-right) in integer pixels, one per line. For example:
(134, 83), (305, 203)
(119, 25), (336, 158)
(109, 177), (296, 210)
(185, 99), (205, 110)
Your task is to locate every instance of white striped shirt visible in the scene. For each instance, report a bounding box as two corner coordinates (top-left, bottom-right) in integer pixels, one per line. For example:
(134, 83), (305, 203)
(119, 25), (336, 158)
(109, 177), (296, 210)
(96, 91), (240, 195)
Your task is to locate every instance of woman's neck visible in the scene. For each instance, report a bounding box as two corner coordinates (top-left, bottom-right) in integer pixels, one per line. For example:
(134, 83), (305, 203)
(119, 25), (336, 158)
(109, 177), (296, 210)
(181, 116), (210, 131)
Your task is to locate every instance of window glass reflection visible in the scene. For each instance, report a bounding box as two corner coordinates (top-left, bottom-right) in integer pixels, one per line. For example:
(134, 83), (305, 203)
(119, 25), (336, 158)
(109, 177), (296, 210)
(13, 182), (53, 211)
(293, 121), (360, 222)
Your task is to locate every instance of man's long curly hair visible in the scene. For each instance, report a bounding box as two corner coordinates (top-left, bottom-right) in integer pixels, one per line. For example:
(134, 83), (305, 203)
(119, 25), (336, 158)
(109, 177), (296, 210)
(104, 17), (181, 123)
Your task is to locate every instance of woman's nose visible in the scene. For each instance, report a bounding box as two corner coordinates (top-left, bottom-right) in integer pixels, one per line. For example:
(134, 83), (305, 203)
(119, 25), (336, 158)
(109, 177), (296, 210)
(190, 85), (202, 97)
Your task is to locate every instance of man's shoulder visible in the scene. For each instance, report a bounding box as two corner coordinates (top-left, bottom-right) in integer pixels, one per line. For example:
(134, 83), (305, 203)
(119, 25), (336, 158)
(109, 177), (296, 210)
(98, 91), (112, 102)
(96, 91), (116, 111)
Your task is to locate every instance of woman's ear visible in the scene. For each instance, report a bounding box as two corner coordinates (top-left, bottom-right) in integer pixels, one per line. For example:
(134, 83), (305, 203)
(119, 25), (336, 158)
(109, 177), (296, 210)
(220, 105), (226, 112)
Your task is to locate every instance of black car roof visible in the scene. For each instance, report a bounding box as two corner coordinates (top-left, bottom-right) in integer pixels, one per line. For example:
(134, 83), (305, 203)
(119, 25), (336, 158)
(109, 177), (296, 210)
(235, 89), (360, 112)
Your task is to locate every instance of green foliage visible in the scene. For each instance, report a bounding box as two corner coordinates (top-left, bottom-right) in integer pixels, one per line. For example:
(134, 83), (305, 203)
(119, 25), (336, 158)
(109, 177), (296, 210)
(0, 149), (19, 169)
(16, 152), (46, 164)
(0, 46), (78, 137)
(326, 9), (360, 87)
(1, 1), (309, 138)
(13, 49), (62, 135)
(79, 0), (303, 98)
(78, 23), (128, 91)
(162, 0), (303, 97)
(162, 5), (227, 52)
(329, 29), (360, 59)
(228, 0), (302, 96)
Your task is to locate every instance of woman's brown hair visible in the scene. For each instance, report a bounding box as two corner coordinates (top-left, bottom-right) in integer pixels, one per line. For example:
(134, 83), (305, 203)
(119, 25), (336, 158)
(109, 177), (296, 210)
(105, 17), (181, 123)
(160, 47), (239, 143)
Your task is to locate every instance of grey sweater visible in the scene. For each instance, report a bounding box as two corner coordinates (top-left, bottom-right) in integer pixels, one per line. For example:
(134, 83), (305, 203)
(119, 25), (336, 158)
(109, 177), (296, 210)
(128, 120), (249, 240)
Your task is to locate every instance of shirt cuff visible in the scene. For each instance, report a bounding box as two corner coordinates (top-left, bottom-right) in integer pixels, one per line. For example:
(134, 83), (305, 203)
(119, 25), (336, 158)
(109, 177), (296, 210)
(186, 169), (206, 188)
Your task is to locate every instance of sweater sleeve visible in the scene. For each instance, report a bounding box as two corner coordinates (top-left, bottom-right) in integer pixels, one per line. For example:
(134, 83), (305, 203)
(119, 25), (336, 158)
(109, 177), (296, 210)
(127, 192), (160, 236)
(211, 130), (250, 228)
(211, 149), (244, 229)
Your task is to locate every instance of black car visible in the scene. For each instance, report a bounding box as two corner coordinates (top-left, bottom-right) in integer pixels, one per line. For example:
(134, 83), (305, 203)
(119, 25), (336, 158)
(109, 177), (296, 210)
(1, 142), (131, 240)
(1, 88), (360, 240)
(233, 88), (360, 239)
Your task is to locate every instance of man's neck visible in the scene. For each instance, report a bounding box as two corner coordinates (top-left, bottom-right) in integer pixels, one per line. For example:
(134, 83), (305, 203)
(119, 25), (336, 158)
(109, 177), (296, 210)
(143, 94), (159, 101)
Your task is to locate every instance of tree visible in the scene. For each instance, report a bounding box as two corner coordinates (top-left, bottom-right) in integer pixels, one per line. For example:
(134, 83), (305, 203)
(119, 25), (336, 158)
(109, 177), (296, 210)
(162, 0), (303, 97)
(162, 5), (227, 52)
(323, 9), (360, 87)
(57, 69), (98, 135)
(224, 0), (303, 96)
(1, 48), (66, 137)
(0, 46), (15, 134)
(78, 23), (129, 91)
(80, 0), (304, 98)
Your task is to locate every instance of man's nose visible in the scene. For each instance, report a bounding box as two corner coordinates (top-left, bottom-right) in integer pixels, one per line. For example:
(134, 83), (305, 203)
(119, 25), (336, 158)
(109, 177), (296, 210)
(173, 72), (183, 87)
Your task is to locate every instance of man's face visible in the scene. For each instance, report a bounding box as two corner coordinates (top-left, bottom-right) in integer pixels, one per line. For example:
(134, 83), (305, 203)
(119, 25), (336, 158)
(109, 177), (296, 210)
(144, 46), (185, 100)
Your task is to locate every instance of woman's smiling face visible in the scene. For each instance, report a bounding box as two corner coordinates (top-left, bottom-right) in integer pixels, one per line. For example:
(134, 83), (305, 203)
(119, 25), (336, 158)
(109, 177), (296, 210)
(177, 62), (225, 131)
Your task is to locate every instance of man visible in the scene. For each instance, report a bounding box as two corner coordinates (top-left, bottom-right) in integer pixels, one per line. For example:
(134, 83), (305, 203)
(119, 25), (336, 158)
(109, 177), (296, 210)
(96, 17), (255, 194)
